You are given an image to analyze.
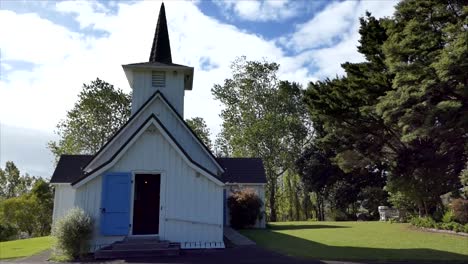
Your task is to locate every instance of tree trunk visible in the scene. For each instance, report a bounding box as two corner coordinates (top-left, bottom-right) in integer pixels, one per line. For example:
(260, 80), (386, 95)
(269, 181), (277, 222)
(294, 188), (300, 221)
(303, 192), (310, 220)
(317, 194), (324, 221)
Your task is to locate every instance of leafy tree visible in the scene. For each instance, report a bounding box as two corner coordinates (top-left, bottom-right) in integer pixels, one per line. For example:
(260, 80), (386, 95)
(186, 117), (213, 151)
(48, 78), (131, 161)
(304, 13), (394, 178)
(30, 179), (54, 236)
(377, 0), (467, 214)
(3, 161), (20, 198)
(0, 168), (6, 198)
(0, 196), (38, 236)
(212, 57), (312, 221)
(304, 4), (467, 217)
(460, 163), (468, 197)
(0, 161), (36, 199)
(279, 171), (304, 221)
(0, 180), (53, 237)
(295, 144), (340, 221)
(358, 186), (389, 219)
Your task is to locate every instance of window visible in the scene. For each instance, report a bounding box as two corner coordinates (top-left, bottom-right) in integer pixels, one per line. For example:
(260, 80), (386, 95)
(152, 71), (165, 88)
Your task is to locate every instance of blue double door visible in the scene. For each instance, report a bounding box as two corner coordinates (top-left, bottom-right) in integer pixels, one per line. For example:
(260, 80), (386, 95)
(100, 173), (161, 236)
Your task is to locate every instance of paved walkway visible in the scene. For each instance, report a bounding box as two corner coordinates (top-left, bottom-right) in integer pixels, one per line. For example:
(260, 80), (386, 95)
(223, 227), (256, 246)
(5, 250), (51, 263)
(2, 246), (451, 264)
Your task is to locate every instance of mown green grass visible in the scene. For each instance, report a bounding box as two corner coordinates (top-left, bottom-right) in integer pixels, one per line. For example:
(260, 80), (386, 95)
(0, 236), (54, 260)
(240, 221), (468, 262)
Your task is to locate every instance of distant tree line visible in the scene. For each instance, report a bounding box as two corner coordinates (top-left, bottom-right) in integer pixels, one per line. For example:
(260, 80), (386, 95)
(0, 162), (53, 241)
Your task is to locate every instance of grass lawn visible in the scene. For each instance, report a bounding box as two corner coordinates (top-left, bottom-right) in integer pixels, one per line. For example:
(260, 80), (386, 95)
(0, 236), (54, 260)
(240, 221), (468, 262)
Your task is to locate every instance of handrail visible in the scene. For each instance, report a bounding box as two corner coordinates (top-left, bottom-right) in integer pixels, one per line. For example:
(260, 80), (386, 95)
(165, 217), (221, 227)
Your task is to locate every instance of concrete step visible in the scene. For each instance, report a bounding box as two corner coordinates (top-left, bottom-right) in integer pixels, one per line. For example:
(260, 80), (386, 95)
(123, 236), (162, 242)
(112, 241), (170, 250)
(95, 244), (180, 259)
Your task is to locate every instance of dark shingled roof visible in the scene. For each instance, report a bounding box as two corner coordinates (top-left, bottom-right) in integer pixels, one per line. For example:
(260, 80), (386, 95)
(217, 158), (267, 184)
(50, 155), (93, 183)
(50, 155), (266, 184)
(149, 3), (172, 64)
(123, 61), (192, 69)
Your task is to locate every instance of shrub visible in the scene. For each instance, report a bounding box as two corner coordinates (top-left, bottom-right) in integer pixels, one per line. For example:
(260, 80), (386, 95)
(442, 210), (455, 223)
(227, 188), (262, 229)
(451, 198), (468, 224)
(0, 223), (17, 241)
(410, 216), (437, 228)
(440, 222), (464, 232)
(410, 216), (468, 233)
(52, 208), (93, 259)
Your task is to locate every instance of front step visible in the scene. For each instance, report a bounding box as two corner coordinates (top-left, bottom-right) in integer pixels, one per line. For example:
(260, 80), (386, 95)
(95, 239), (180, 259)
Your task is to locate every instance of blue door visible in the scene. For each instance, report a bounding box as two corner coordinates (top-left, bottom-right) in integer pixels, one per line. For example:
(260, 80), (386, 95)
(100, 172), (131, 236)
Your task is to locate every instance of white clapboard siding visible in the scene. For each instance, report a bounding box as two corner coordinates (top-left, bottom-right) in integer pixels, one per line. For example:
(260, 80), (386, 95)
(75, 126), (223, 250)
(131, 70), (184, 117)
(52, 184), (76, 224)
(85, 95), (220, 178)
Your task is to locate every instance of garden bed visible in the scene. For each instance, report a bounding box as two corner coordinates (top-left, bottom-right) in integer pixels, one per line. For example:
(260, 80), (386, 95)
(414, 226), (468, 237)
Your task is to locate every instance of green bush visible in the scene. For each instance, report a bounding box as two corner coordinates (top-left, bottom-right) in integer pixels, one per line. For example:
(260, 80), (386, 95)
(410, 216), (437, 228)
(410, 216), (468, 233)
(52, 208), (93, 259)
(442, 210), (455, 223)
(227, 188), (263, 229)
(451, 198), (468, 224)
(0, 223), (18, 241)
(441, 222), (464, 232)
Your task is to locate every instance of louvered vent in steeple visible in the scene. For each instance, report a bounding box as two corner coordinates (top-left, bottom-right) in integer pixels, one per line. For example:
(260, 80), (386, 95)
(152, 71), (166, 88)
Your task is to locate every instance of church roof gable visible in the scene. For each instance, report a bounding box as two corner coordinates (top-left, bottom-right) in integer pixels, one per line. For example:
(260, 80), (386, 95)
(83, 90), (224, 174)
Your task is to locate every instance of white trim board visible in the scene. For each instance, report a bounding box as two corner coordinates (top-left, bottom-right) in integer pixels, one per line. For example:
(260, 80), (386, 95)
(224, 183), (266, 186)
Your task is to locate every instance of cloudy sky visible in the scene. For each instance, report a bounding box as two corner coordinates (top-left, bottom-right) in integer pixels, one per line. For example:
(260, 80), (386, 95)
(0, 0), (398, 178)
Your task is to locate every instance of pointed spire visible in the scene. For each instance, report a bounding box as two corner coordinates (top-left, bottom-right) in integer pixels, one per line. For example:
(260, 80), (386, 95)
(149, 3), (172, 64)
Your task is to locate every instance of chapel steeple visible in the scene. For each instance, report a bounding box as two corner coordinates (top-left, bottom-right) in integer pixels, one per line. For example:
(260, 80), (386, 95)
(149, 3), (172, 64)
(122, 2), (194, 117)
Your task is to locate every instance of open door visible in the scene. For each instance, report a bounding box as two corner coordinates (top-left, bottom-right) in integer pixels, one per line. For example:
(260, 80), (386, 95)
(132, 174), (160, 235)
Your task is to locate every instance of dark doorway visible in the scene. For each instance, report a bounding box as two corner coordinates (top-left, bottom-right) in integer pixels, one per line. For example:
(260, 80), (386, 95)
(132, 174), (160, 235)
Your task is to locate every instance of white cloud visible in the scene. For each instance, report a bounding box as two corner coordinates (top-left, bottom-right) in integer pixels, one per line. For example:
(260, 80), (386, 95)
(215, 0), (301, 22)
(281, 0), (398, 78)
(280, 1), (358, 52)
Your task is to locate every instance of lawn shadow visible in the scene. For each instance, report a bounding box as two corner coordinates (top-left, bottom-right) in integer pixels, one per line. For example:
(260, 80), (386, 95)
(268, 224), (349, 230)
(250, 229), (468, 263)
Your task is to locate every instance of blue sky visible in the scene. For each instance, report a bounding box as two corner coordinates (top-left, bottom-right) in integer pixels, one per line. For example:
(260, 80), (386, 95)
(0, 0), (398, 177)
